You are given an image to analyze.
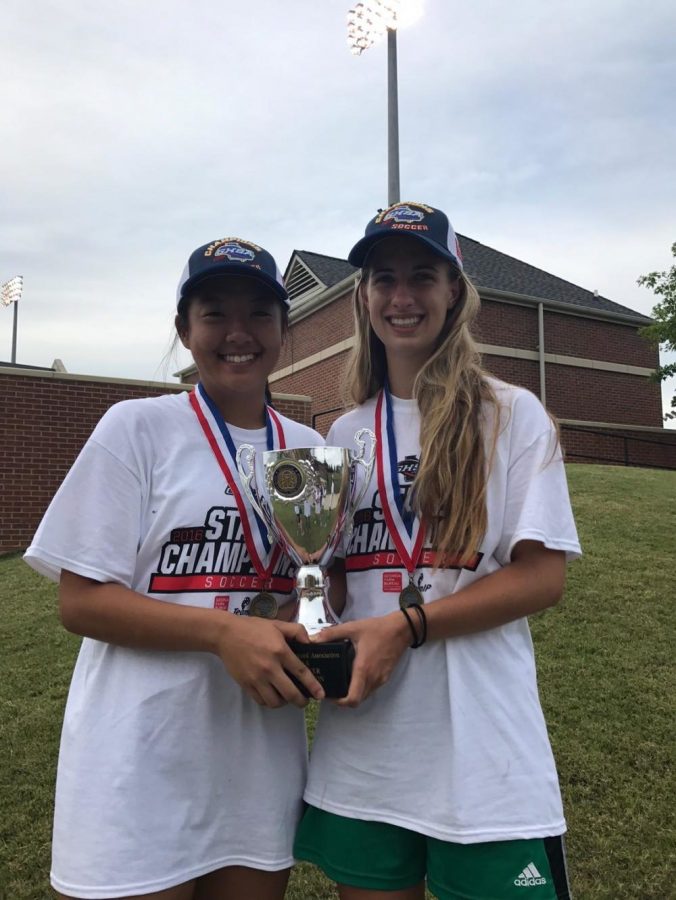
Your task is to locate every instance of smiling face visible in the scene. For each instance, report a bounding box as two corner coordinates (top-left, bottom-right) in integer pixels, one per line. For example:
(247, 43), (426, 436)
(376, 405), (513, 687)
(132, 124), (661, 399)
(177, 274), (285, 422)
(362, 236), (460, 377)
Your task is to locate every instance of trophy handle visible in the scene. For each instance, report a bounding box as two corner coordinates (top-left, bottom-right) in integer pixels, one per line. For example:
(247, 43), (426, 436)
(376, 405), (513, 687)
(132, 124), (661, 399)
(350, 427), (376, 516)
(235, 443), (274, 542)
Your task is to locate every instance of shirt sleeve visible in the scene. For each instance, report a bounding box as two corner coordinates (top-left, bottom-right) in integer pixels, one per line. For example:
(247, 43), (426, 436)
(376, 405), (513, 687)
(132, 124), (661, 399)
(495, 403), (582, 567)
(24, 417), (144, 587)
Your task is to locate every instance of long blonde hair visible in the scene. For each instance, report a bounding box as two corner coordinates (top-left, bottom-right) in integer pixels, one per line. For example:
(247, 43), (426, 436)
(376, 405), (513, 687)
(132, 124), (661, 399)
(345, 264), (498, 566)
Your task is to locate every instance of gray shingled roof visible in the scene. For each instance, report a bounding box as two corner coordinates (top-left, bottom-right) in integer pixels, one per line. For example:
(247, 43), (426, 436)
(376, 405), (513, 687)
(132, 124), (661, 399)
(293, 251), (356, 288)
(294, 237), (650, 323)
(458, 235), (648, 320)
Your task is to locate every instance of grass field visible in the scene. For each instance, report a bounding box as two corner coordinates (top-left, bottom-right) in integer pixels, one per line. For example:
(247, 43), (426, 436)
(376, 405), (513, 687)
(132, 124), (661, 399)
(1, 464), (674, 899)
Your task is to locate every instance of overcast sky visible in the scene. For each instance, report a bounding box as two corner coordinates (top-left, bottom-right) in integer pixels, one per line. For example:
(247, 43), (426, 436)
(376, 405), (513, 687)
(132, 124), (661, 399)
(2, 0), (675, 418)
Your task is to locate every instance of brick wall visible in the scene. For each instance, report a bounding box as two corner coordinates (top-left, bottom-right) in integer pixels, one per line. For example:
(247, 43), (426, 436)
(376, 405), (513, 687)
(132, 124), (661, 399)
(545, 366), (663, 426)
(273, 350), (352, 433)
(272, 396), (312, 427)
(475, 302), (659, 370)
(475, 300), (539, 350)
(545, 311), (656, 368)
(483, 355), (541, 395)
(561, 424), (676, 468)
(278, 291), (354, 370)
(0, 371), (309, 554)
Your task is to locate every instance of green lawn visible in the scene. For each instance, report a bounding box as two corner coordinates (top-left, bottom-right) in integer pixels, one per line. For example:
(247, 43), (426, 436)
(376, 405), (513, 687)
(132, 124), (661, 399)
(1, 464), (674, 899)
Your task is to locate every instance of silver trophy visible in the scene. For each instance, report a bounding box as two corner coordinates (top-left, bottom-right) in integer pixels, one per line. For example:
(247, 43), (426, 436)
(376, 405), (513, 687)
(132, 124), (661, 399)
(236, 430), (375, 697)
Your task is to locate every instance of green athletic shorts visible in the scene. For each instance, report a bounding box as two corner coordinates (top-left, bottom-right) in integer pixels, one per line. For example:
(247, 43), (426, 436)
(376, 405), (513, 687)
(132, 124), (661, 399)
(294, 805), (571, 899)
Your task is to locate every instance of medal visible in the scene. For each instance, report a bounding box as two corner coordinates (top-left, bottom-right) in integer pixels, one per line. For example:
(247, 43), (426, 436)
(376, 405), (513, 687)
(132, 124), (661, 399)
(375, 385), (426, 603)
(249, 592), (279, 619)
(399, 579), (424, 609)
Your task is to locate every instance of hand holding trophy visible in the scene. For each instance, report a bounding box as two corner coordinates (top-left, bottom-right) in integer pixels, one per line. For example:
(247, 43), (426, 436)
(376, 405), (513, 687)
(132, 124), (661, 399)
(236, 430), (375, 698)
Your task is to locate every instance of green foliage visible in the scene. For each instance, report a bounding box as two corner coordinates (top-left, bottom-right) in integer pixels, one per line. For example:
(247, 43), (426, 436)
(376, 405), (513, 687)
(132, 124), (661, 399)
(638, 241), (676, 420)
(2, 466), (675, 900)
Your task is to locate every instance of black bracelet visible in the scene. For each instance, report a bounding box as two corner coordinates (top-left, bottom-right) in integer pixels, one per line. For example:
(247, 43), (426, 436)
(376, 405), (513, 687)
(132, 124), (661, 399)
(409, 603), (427, 648)
(400, 606), (419, 647)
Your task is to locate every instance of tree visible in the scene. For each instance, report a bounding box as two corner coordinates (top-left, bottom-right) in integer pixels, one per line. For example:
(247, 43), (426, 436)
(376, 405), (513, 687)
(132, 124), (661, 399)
(638, 242), (676, 422)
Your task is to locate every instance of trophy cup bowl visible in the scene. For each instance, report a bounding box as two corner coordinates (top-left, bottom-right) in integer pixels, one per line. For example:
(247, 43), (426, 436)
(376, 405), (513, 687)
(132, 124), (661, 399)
(236, 431), (375, 698)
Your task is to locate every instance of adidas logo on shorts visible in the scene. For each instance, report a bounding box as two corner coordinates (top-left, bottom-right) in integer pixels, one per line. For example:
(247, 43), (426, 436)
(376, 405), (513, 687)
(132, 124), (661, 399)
(514, 862), (547, 887)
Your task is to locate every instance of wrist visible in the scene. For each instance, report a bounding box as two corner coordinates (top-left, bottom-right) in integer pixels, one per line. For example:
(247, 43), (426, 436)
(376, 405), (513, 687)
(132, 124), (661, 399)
(398, 603), (428, 648)
(209, 609), (240, 656)
(389, 608), (413, 648)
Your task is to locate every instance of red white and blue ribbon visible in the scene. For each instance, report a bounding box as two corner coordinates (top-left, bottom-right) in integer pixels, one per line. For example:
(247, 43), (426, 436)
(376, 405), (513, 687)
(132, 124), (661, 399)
(189, 383), (286, 582)
(375, 385), (426, 579)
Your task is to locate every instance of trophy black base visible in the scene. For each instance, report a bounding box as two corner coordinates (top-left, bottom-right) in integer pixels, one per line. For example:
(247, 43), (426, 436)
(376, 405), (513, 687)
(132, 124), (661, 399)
(288, 638), (355, 699)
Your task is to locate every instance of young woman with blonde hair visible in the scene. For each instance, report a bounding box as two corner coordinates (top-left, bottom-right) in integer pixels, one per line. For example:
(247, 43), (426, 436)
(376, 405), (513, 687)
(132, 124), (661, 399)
(294, 202), (581, 900)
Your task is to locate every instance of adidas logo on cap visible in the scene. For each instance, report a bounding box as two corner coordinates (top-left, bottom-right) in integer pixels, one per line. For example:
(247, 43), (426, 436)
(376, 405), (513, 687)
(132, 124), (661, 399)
(514, 862), (547, 887)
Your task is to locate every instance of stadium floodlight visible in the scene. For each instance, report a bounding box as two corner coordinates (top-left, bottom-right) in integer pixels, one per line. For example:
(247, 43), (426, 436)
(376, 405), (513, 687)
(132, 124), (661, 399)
(1, 275), (23, 307)
(1, 275), (23, 364)
(346, 0), (423, 55)
(346, 1), (423, 204)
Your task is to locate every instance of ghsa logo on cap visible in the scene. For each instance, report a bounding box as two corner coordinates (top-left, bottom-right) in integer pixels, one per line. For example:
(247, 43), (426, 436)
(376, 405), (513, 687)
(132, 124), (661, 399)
(375, 201), (435, 229)
(177, 236), (290, 308)
(382, 205), (426, 224)
(348, 201), (463, 273)
(213, 242), (257, 263)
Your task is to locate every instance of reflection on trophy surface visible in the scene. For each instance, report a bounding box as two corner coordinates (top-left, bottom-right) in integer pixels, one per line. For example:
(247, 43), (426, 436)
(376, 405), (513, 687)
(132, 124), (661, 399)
(236, 431), (375, 697)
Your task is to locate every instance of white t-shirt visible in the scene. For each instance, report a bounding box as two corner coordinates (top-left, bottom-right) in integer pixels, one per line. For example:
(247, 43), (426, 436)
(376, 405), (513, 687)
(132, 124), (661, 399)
(24, 391), (323, 898)
(305, 380), (581, 844)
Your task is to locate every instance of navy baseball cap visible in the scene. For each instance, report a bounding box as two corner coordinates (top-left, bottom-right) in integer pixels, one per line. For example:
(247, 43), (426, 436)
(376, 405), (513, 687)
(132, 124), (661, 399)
(348, 202), (463, 272)
(177, 237), (290, 308)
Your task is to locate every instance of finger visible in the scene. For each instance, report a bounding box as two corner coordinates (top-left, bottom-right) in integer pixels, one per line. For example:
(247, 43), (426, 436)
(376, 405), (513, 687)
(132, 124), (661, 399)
(266, 630), (326, 700)
(280, 652), (325, 702)
(252, 680), (287, 709)
(274, 620), (311, 643)
(316, 623), (351, 642)
(296, 668), (325, 702)
(245, 685), (268, 707)
(275, 671), (312, 709)
(270, 664), (317, 707)
(336, 666), (368, 708)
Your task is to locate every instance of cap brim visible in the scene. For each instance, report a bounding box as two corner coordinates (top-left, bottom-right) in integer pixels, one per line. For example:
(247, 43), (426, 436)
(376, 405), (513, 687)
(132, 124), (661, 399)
(180, 263), (290, 307)
(348, 233), (462, 272)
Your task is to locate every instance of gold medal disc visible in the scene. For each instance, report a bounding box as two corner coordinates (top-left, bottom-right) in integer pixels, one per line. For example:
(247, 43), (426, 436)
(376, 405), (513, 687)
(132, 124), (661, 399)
(399, 582), (424, 609)
(249, 592), (279, 619)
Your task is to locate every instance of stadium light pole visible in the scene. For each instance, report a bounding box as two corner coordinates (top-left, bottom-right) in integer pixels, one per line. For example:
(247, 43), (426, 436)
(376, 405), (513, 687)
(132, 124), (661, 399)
(1, 275), (23, 364)
(347, 1), (423, 206)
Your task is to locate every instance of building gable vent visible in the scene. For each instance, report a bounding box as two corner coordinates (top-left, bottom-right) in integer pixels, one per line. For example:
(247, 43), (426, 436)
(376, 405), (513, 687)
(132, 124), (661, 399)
(286, 258), (324, 300)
